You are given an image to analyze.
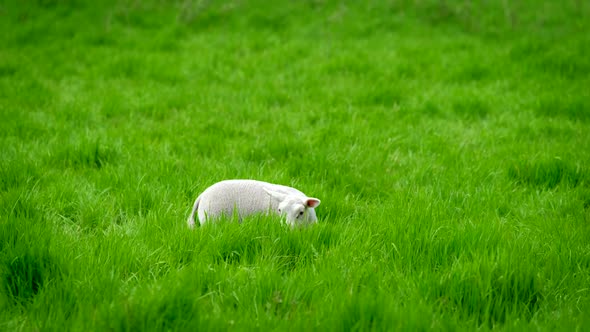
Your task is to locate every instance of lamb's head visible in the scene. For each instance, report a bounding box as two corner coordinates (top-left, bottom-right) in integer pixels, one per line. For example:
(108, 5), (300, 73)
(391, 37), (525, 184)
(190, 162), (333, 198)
(264, 187), (321, 226)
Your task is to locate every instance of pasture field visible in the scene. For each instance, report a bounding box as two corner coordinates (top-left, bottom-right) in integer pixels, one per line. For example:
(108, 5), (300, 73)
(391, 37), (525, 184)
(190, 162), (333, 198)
(1, 0), (590, 330)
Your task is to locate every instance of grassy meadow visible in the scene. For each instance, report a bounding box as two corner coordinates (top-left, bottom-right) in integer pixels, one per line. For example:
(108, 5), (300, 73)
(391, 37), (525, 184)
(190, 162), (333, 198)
(1, 0), (590, 330)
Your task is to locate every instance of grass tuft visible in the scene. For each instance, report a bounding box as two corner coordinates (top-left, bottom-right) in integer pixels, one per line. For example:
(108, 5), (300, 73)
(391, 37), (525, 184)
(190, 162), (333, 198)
(47, 138), (117, 170)
(508, 158), (587, 189)
(452, 97), (490, 120)
(535, 95), (590, 122)
(2, 253), (50, 305)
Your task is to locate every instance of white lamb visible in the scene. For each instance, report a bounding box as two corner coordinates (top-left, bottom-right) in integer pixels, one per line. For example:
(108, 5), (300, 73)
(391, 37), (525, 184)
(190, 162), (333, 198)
(187, 179), (321, 228)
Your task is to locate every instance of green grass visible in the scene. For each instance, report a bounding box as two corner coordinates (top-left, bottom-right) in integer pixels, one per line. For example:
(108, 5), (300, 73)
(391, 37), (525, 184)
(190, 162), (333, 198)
(1, 0), (590, 330)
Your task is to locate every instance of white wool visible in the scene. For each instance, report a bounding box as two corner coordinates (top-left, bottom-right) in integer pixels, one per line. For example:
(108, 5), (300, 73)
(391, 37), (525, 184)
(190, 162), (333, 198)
(187, 179), (320, 228)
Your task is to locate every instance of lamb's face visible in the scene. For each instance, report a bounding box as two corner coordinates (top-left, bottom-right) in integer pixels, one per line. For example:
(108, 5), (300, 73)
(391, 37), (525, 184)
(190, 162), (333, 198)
(264, 187), (321, 226)
(278, 198), (317, 226)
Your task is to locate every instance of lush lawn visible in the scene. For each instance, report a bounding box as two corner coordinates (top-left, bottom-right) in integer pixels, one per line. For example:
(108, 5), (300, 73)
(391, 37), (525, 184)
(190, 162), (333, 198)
(1, 0), (590, 330)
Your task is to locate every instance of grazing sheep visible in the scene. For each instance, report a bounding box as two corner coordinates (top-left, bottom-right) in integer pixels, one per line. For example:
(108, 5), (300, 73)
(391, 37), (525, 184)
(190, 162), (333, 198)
(187, 179), (321, 228)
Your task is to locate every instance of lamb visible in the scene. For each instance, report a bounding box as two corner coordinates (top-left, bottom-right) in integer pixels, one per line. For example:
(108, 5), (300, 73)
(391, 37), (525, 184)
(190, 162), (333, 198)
(187, 179), (321, 228)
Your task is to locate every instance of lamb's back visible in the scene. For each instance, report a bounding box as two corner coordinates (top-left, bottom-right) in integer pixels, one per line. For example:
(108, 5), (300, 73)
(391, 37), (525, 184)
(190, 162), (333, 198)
(198, 180), (277, 219)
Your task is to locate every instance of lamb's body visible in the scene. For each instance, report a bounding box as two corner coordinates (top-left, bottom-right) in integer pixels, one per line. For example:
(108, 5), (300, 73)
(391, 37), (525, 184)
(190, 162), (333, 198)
(187, 180), (319, 228)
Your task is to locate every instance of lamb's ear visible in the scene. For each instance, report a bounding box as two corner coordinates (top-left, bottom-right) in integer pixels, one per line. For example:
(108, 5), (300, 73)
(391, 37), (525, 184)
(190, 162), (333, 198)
(263, 187), (288, 202)
(306, 197), (321, 208)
